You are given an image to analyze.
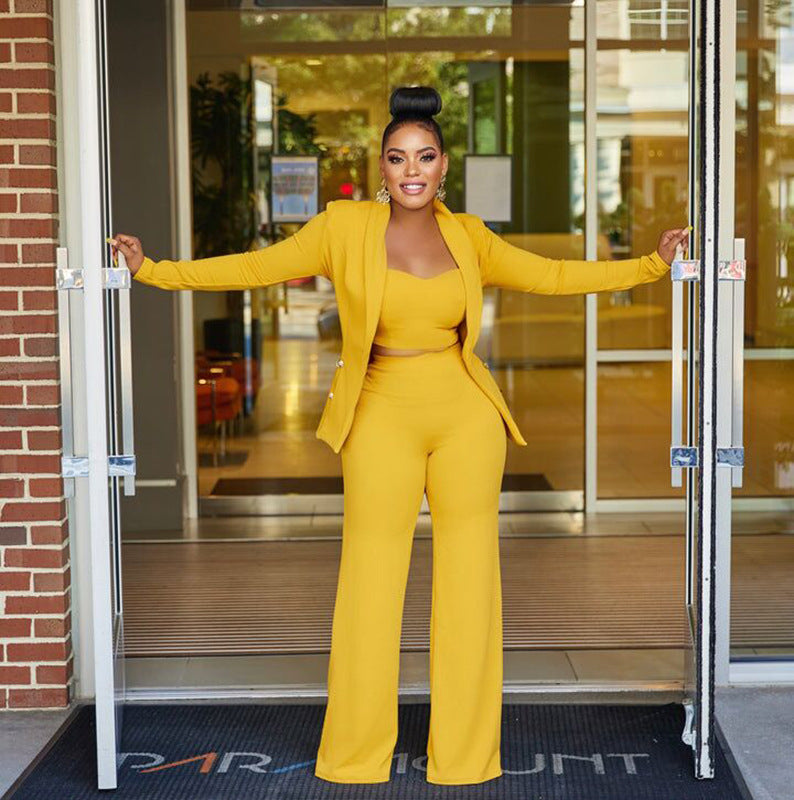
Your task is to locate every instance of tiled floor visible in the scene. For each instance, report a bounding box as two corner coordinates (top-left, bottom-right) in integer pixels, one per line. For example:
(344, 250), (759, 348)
(197, 337), (794, 499)
(0, 706), (74, 797)
(127, 508), (794, 542)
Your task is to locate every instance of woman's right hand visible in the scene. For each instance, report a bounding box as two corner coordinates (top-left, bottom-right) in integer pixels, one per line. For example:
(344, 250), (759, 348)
(108, 234), (145, 275)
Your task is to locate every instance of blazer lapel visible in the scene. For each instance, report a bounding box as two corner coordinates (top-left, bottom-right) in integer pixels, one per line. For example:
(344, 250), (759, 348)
(361, 197), (481, 359)
(434, 198), (481, 360)
(362, 200), (390, 349)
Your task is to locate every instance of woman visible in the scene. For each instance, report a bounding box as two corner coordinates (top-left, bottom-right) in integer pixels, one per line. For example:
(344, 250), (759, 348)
(112, 86), (689, 786)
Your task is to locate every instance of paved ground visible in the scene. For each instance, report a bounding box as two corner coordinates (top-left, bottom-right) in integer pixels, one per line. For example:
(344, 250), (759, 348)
(715, 685), (794, 800)
(0, 706), (74, 797)
(0, 688), (791, 798)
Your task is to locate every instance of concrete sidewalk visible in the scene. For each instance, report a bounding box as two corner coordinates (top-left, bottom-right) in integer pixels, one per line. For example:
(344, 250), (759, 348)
(0, 706), (74, 798)
(716, 685), (794, 800)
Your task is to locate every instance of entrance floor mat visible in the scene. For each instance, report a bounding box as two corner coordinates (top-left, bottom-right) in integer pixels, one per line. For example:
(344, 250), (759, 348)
(210, 472), (553, 496)
(4, 702), (750, 799)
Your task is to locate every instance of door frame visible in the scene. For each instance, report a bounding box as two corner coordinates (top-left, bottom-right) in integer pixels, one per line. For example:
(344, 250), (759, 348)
(59, 0), (126, 788)
(171, 0), (199, 521)
(167, 0), (781, 694)
(175, 1), (794, 516)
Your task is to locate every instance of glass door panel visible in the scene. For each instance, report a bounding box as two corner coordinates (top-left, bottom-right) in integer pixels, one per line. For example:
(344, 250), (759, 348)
(186, 2), (589, 510)
(595, 2), (692, 499)
(60, 0), (130, 787)
(730, 0), (794, 662)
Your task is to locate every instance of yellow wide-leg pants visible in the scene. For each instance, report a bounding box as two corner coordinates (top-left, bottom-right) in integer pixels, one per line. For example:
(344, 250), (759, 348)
(314, 342), (507, 785)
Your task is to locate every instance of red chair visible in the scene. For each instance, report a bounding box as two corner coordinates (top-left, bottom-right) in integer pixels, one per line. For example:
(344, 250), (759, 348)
(196, 372), (241, 466)
(197, 351), (260, 411)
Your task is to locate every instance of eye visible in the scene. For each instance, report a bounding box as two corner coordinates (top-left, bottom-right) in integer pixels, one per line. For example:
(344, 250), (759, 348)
(388, 155), (402, 164)
(421, 153), (436, 161)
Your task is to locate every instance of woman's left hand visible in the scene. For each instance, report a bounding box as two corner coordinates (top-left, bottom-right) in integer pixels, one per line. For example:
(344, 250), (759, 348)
(655, 227), (692, 266)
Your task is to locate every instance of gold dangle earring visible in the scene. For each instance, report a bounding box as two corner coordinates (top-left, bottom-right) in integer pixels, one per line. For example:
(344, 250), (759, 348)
(435, 173), (447, 201)
(376, 177), (391, 204)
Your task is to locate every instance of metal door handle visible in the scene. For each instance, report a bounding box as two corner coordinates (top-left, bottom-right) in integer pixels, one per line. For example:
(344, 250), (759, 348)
(730, 238), (746, 488)
(670, 243), (700, 486)
(56, 247), (81, 497)
(112, 250), (136, 496)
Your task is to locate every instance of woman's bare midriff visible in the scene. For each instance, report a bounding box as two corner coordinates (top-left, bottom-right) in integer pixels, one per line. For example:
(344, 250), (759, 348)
(370, 339), (459, 358)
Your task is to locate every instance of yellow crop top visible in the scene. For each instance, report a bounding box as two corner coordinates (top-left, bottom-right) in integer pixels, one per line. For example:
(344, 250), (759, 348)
(372, 267), (465, 349)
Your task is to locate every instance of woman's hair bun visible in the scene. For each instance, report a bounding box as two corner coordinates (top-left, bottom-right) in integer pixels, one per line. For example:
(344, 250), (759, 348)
(389, 86), (442, 120)
(381, 85), (445, 155)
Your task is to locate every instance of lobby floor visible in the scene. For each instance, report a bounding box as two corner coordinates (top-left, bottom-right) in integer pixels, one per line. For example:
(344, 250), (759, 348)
(197, 337), (794, 500)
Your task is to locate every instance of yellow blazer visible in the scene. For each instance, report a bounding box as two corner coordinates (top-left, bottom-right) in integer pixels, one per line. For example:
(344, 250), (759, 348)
(133, 197), (670, 453)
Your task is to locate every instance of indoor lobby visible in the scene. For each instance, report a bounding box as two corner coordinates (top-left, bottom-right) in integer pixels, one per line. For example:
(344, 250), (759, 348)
(115, 0), (793, 688)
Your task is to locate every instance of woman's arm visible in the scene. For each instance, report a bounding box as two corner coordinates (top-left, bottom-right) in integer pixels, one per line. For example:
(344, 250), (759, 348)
(475, 217), (670, 294)
(132, 208), (332, 291)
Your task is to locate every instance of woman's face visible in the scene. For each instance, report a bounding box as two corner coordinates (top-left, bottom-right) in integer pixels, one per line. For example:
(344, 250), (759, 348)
(380, 123), (447, 211)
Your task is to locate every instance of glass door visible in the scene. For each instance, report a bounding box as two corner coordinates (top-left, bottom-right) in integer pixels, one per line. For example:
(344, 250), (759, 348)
(594, 3), (688, 500)
(59, 0), (132, 789)
(186, 1), (588, 515)
(674, 0), (744, 779)
(729, 0), (794, 667)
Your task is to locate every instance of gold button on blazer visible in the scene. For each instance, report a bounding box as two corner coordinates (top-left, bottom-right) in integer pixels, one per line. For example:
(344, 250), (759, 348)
(133, 197), (671, 454)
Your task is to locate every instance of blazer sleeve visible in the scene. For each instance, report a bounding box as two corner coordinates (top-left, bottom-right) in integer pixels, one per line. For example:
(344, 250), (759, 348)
(132, 208), (332, 290)
(475, 217), (671, 294)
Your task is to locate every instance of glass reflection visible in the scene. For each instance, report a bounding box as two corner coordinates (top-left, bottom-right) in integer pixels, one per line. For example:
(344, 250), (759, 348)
(188, 3), (589, 498)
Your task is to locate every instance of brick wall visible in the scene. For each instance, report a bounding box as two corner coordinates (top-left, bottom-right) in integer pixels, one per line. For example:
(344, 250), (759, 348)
(0, 0), (73, 709)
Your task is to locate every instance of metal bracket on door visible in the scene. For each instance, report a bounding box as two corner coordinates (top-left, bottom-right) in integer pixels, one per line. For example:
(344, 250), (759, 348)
(61, 456), (88, 478)
(102, 266), (131, 290)
(57, 266), (134, 291)
(106, 252), (137, 495)
(56, 246), (138, 497)
(671, 258), (746, 282)
(670, 446), (698, 469)
(725, 241), (746, 488)
(108, 454), (136, 477)
(670, 250), (699, 487)
(670, 446), (745, 468)
(56, 267), (84, 290)
(56, 250), (81, 497)
(669, 239), (747, 486)
(716, 447), (744, 467)
(62, 455), (137, 478)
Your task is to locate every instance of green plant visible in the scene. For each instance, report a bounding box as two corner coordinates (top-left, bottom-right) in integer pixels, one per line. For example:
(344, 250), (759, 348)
(190, 71), (257, 260)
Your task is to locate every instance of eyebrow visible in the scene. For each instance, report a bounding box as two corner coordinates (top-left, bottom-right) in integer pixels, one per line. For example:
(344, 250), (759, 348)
(386, 146), (437, 154)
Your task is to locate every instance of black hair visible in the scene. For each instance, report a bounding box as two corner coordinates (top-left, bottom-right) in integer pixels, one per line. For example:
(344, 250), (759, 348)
(381, 86), (445, 155)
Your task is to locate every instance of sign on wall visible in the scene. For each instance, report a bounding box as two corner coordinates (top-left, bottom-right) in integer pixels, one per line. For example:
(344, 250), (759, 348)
(463, 154), (512, 223)
(271, 156), (319, 222)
